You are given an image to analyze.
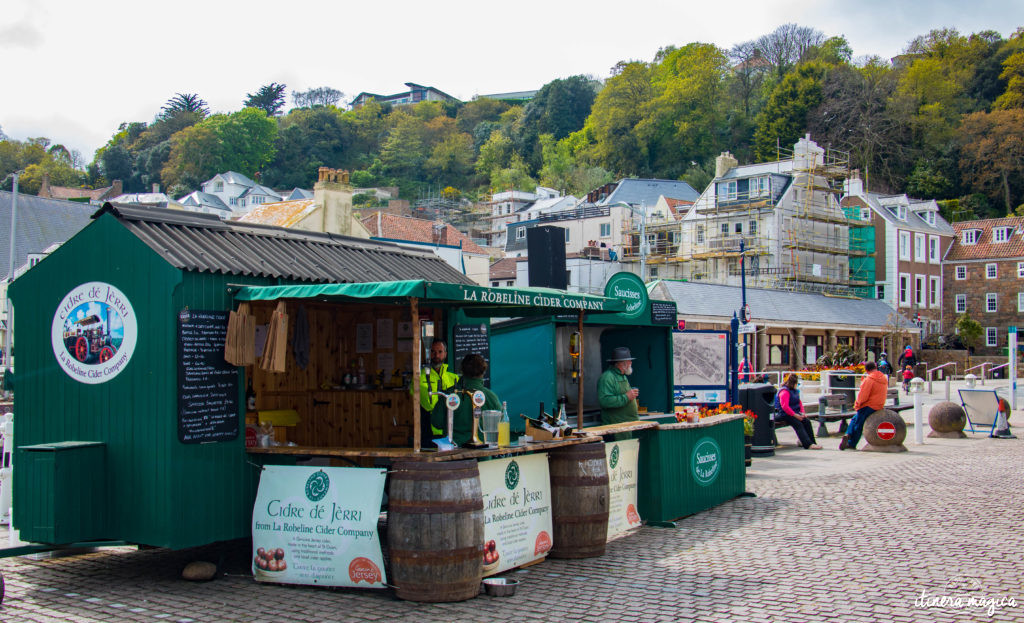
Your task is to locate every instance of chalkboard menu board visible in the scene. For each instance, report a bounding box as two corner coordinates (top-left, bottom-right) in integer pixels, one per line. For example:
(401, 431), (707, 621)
(650, 301), (677, 326)
(452, 323), (490, 386)
(178, 310), (239, 443)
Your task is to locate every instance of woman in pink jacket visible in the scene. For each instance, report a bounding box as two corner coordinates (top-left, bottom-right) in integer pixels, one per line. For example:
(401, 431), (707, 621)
(776, 373), (822, 450)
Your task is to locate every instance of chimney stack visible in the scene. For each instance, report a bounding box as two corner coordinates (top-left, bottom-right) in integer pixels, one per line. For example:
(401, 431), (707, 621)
(715, 152), (738, 178)
(844, 169), (864, 197)
(111, 179), (123, 197)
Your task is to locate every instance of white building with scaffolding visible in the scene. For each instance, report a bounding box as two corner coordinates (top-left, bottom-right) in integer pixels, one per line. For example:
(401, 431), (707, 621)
(619, 135), (874, 296)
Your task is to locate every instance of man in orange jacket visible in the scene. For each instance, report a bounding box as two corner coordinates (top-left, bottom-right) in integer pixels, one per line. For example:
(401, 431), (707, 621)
(840, 361), (888, 451)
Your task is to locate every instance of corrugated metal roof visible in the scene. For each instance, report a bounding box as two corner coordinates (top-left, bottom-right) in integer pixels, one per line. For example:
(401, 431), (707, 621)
(97, 203), (474, 284)
(654, 280), (912, 329)
(0, 191), (95, 277)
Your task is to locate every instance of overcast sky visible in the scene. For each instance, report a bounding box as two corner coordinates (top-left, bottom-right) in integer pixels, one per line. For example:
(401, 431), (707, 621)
(2, 0), (1023, 163)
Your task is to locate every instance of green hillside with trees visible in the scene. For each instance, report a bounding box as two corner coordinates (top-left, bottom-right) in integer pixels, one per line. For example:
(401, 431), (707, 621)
(4, 24), (1024, 219)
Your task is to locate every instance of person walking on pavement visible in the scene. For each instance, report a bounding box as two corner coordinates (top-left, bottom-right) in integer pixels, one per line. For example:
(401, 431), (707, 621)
(840, 361), (887, 451)
(775, 373), (822, 449)
(598, 347), (639, 425)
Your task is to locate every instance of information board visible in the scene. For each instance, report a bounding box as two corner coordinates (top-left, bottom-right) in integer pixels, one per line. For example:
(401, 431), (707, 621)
(452, 323), (490, 385)
(478, 454), (553, 576)
(252, 465), (388, 588)
(650, 300), (677, 325)
(178, 309), (239, 443)
(605, 439), (642, 539)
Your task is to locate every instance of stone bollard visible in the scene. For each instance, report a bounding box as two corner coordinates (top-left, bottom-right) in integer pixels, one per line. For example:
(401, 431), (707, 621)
(927, 401), (967, 438)
(861, 409), (908, 453)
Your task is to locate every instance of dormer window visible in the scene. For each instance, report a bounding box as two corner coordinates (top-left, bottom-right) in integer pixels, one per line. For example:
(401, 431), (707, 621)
(915, 211), (935, 225)
(717, 181), (738, 201)
(962, 229), (979, 245)
(897, 206), (907, 221)
(994, 227), (1013, 243)
(215, 181), (224, 192)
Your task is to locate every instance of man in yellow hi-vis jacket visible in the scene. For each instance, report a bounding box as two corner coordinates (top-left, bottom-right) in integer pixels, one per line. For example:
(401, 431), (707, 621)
(419, 339), (459, 446)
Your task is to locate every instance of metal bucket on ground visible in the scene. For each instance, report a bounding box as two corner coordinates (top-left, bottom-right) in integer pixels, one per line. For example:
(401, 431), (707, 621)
(547, 442), (609, 559)
(387, 460), (484, 602)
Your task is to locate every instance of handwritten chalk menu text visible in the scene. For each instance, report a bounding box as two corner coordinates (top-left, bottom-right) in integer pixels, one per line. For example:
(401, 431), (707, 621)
(178, 310), (239, 443)
(452, 323), (490, 385)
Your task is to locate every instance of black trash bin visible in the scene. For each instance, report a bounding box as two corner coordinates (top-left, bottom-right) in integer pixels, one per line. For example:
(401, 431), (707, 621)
(829, 370), (857, 406)
(739, 383), (776, 456)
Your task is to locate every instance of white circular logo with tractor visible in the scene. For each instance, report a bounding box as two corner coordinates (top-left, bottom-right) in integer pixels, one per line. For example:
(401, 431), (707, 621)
(51, 282), (138, 384)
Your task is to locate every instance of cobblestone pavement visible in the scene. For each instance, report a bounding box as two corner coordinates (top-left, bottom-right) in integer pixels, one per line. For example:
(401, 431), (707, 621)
(1, 435), (1022, 622)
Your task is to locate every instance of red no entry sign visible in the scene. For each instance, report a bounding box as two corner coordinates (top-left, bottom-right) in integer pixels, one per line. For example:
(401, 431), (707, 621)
(877, 422), (896, 440)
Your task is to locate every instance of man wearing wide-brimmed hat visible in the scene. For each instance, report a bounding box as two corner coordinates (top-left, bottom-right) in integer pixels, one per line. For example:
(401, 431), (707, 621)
(598, 346), (639, 425)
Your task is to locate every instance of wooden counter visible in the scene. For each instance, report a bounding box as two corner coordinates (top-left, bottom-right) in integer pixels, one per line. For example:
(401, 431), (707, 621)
(246, 434), (599, 463)
(580, 420), (660, 435)
(654, 412), (745, 430)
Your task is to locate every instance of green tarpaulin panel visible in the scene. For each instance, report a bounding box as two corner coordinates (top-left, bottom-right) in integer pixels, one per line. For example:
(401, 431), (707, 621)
(234, 280), (626, 317)
(491, 322), (557, 432)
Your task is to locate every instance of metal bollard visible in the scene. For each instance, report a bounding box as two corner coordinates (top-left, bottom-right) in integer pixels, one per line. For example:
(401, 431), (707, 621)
(945, 377), (950, 402)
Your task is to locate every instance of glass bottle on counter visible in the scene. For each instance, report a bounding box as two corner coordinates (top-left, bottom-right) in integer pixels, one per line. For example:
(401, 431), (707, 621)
(497, 401), (510, 447)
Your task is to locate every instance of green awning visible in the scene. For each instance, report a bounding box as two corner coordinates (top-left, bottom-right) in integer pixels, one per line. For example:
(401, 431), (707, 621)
(233, 280), (626, 317)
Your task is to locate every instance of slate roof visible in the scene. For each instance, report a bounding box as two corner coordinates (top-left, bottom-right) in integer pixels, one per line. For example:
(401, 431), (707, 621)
(178, 191), (230, 211)
(42, 183), (118, 201)
(857, 192), (954, 235)
(238, 184), (281, 200)
(0, 191), (94, 277)
(597, 179), (699, 206)
(360, 212), (486, 254)
(96, 203), (473, 284)
(947, 217), (1024, 261)
(655, 280), (911, 329)
(213, 171), (256, 187)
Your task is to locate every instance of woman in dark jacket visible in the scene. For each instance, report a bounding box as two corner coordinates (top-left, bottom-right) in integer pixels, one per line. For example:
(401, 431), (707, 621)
(776, 373), (822, 450)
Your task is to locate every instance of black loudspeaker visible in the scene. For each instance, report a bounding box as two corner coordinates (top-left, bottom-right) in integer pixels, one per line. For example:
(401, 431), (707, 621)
(527, 226), (567, 289)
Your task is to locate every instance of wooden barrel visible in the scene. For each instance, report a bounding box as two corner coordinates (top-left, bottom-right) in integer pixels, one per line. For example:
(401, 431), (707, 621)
(387, 460), (484, 602)
(548, 442), (609, 559)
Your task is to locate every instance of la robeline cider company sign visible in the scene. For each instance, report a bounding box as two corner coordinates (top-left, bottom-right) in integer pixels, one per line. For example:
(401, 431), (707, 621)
(604, 272), (647, 320)
(51, 281), (138, 384)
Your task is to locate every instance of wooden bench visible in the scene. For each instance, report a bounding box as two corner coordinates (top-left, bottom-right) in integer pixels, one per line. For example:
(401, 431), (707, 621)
(773, 390), (912, 439)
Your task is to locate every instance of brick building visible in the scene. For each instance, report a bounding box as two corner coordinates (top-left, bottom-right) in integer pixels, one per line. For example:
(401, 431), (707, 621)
(943, 217), (1024, 355)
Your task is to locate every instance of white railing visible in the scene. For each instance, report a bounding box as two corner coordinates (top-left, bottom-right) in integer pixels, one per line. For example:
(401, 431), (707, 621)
(0, 412), (12, 526)
(965, 362), (990, 385)
(927, 362), (957, 393)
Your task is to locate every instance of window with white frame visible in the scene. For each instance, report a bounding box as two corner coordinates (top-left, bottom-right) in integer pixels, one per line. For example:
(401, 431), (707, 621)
(600, 222), (611, 237)
(955, 294), (966, 313)
(986, 263), (997, 279)
(929, 236), (939, 263)
(1019, 292), (1024, 312)
(721, 223), (729, 235)
(1019, 261), (1024, 277)
(749, 176), (769, 197)
(899, 231), (911, 260)
(696, 224), (704, 244)
(915, 275), (925, 307)
(861, 208), (871, 221)
(929, 276), (940, 308)
(564, 228), (570, 242)
(734, 222), (743, 234)
(749, 220), (757, 235)
(877, 285), (885, 300)
(986, 327), (998, 347)
(516, 227), (526, 240)
(898, 206), (907, 221)
(717, 180), (737, 201)
(915, 233), (926, 262)
(962, 229), (979, 244)
(899, 273), (910, 307)
(986, 293), (998, 312)
(994, 227), (1012, 243)
(956, 265), (966, 280)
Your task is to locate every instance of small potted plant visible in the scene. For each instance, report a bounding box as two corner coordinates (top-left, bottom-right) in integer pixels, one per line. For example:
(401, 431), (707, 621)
(743, 410), (756, 467)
